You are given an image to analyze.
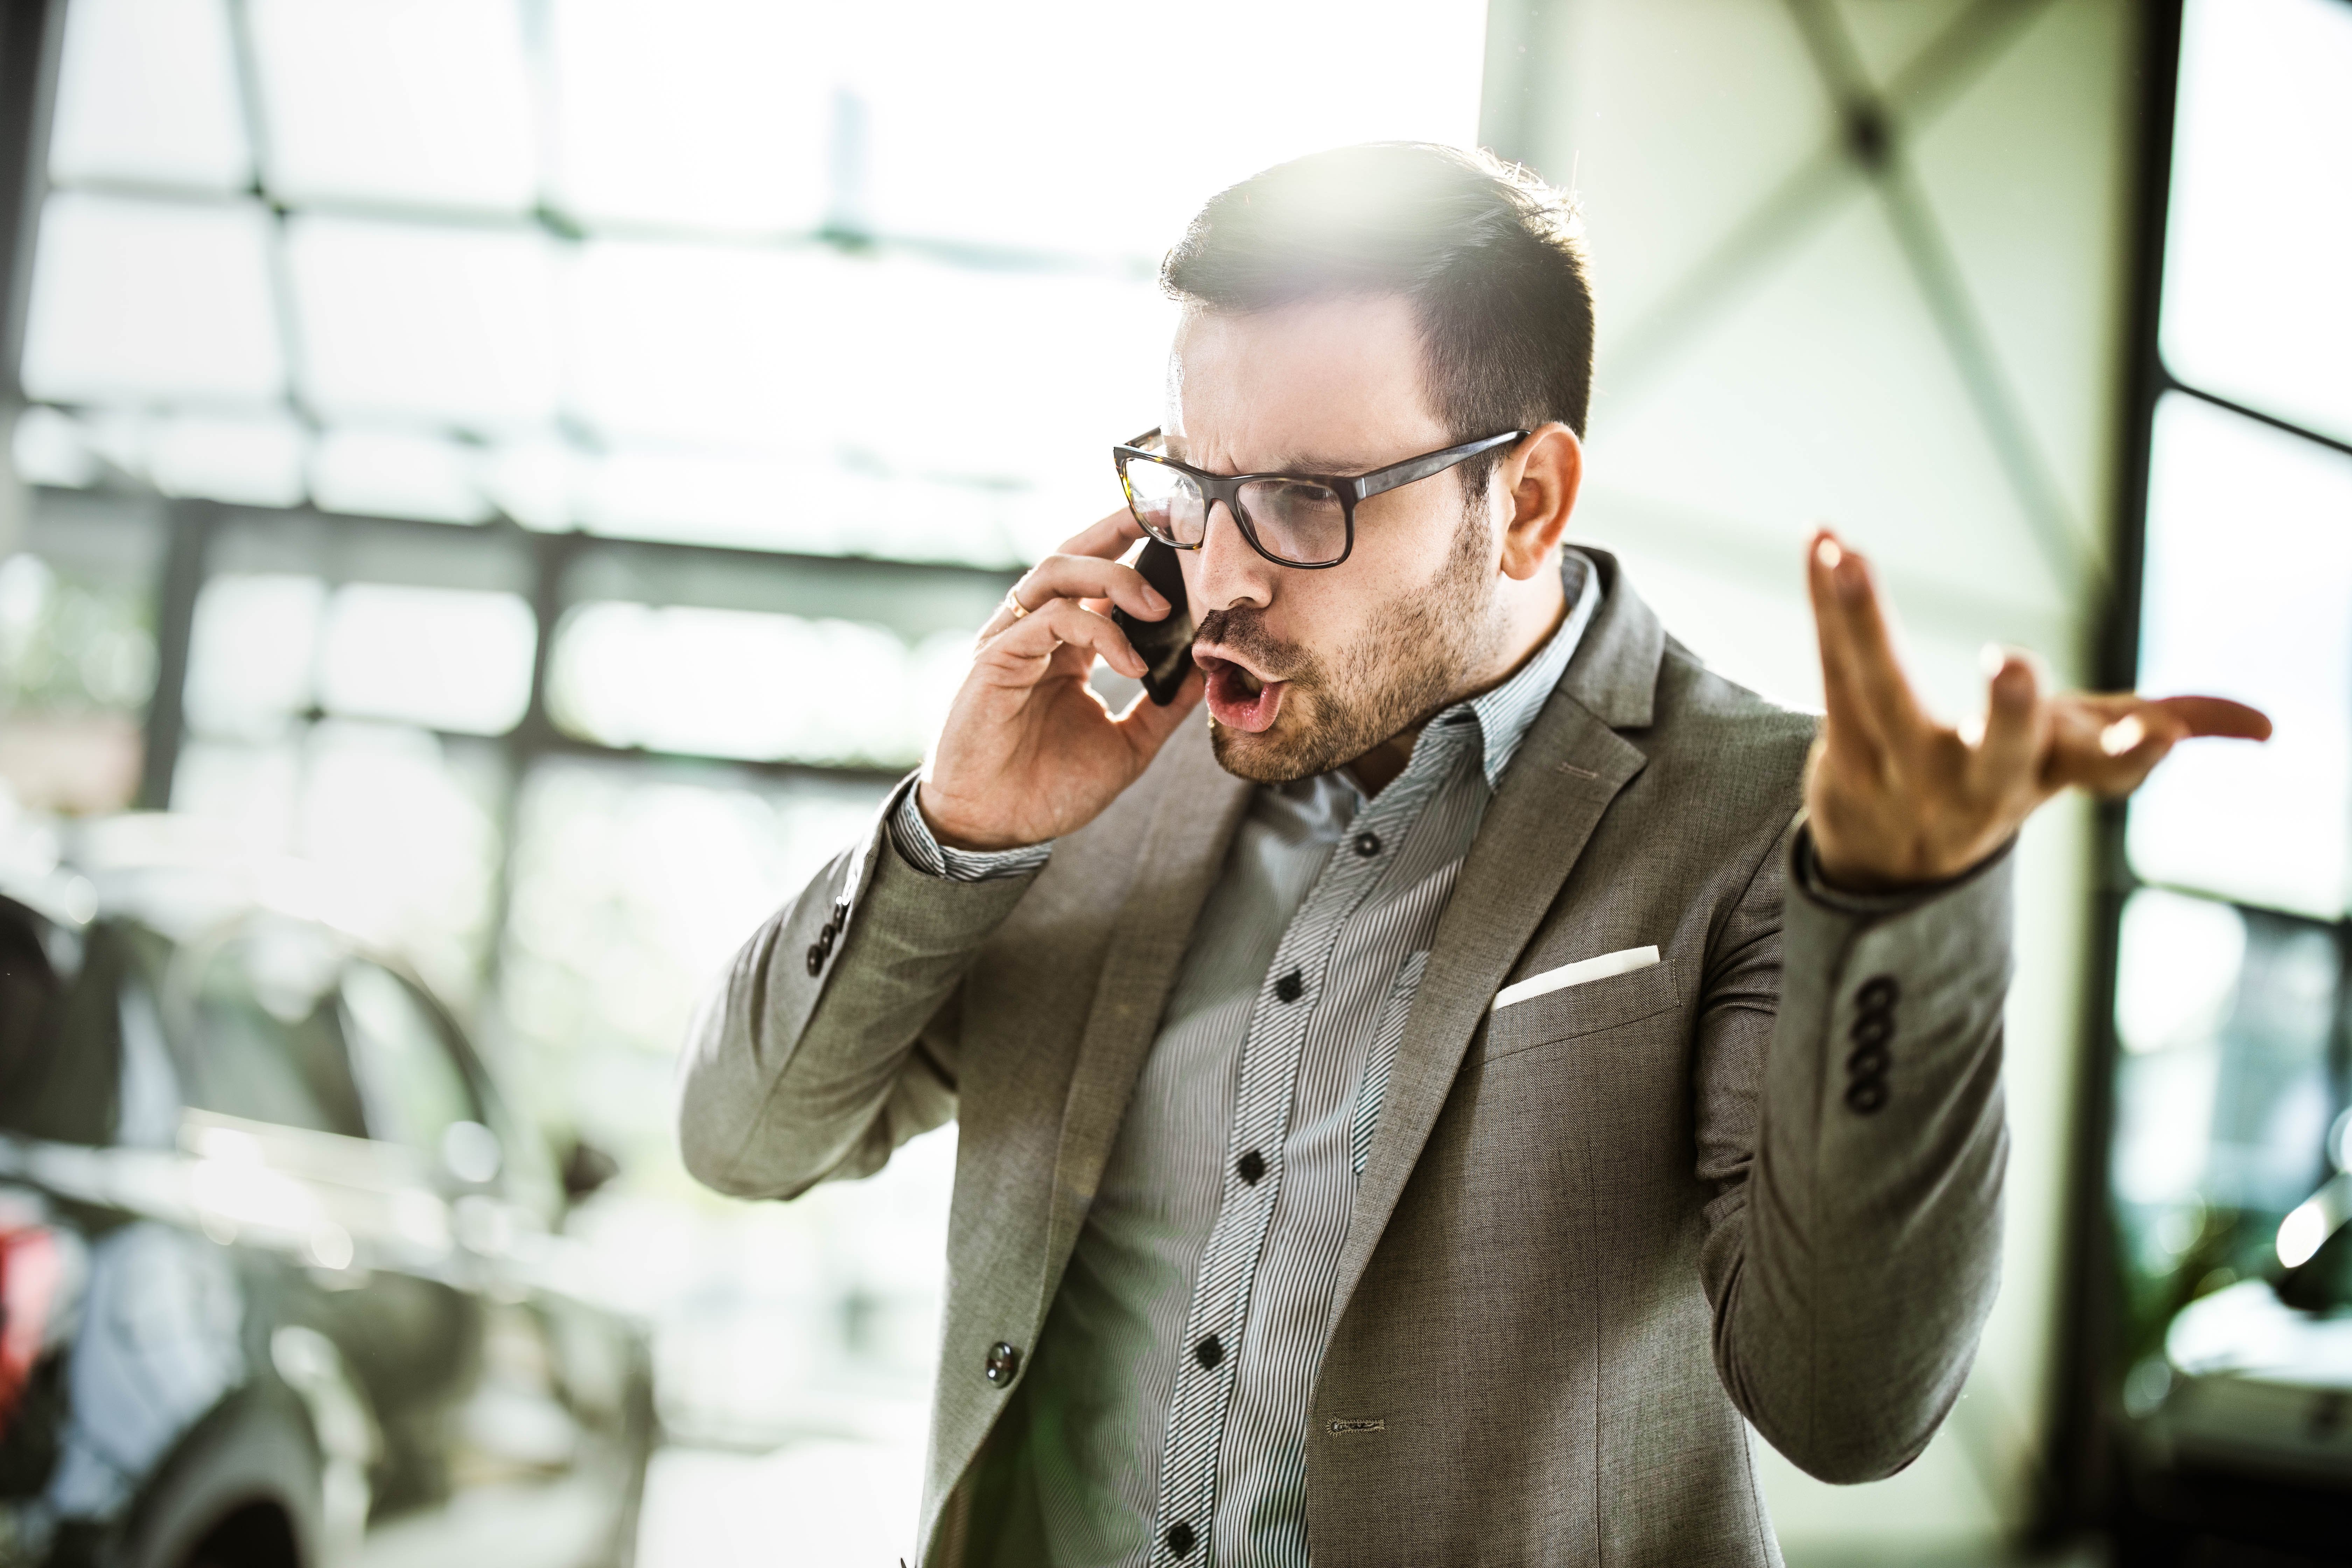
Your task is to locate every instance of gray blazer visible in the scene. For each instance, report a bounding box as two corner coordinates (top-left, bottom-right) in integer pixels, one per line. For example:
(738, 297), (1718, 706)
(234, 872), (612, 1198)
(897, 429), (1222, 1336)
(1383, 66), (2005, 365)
(678, 552), (2011, 1566)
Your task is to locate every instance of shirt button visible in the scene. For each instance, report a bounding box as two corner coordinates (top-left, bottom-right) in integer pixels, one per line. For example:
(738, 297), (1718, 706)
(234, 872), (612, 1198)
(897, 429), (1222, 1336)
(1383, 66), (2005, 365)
(1166, 1522), (1196, 1558)
(1194, 1334), (1224, 1370)
(1275, 969), (1304, 1003)
(983, 1342), (1021, 1387)
(1352, 831), (1380, 858)
(1236, 1149), (1265, 1185)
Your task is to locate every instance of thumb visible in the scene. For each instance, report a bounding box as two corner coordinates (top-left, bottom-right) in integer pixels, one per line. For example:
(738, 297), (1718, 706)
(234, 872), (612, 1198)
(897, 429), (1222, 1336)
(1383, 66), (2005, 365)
(1113, 665), (1208, 756)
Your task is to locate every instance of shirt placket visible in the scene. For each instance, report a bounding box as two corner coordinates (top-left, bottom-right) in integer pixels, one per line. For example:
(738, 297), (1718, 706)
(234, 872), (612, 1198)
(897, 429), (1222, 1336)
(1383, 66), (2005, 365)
(1146, 720), (1478, 1567)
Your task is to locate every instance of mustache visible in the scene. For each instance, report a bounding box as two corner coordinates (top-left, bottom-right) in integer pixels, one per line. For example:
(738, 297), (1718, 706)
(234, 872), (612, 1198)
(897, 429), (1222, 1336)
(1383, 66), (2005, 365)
(1193, 607), (1311, 680)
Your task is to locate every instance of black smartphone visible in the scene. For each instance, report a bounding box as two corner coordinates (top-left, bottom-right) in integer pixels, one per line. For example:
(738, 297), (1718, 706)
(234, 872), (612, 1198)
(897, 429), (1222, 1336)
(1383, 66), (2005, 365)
(1112, 539), (1195, 705)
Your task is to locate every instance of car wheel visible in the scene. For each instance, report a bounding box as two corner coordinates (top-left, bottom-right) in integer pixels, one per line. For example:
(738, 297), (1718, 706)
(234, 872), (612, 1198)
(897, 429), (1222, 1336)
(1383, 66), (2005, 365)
(120, 1386), (324, 1568)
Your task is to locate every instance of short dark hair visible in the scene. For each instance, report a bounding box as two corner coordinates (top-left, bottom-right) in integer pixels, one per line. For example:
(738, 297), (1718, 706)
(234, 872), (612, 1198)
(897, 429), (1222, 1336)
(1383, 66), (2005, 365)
(1161, 143), (1595, 457)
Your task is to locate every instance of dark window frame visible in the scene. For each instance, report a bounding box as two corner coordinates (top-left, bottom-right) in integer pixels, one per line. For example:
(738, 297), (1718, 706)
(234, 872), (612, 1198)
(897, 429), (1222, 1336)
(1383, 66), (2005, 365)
(2057, 0), (2352, 1534)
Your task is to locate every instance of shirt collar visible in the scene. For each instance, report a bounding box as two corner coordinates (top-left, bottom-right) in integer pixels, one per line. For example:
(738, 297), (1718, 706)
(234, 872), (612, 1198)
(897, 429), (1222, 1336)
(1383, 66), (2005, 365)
(1313, 550), (1602, 811)
(1451, 549), (1601, 791)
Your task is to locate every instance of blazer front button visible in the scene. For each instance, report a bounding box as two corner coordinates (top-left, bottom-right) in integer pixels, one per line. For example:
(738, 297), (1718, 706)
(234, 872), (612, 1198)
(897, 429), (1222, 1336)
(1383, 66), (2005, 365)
(983, 1341), (1021, 1387)
(805, 942), (826, 975)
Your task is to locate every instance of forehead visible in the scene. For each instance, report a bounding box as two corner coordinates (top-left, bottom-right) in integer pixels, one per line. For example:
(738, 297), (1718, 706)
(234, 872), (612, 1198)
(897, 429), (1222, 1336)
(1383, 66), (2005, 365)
(1167, 294), (1446, 470)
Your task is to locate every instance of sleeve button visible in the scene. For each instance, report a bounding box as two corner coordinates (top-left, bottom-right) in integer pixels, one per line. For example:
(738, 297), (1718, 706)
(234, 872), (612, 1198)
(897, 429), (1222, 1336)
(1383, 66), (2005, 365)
(983, 1341), (1021, 1387)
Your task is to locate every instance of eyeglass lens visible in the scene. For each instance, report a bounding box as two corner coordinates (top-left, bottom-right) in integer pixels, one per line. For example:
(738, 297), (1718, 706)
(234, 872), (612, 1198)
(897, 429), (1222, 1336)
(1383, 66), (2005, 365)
(1122, 459), (1348, 565)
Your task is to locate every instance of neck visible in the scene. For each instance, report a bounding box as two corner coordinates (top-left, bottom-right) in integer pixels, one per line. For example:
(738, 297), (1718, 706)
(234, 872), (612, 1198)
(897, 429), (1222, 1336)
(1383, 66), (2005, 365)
(1344, 554), (1569, 797)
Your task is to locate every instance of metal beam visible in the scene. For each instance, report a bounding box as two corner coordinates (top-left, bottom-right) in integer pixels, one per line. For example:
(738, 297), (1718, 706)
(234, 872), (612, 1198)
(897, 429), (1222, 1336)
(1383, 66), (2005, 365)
(137, 500), (218, 809)
(1782, 0), (2093, 603)
(0, 0), (61, 406)
(1601, 0), (2053, 409)
(2051, 0), (2184, 1540)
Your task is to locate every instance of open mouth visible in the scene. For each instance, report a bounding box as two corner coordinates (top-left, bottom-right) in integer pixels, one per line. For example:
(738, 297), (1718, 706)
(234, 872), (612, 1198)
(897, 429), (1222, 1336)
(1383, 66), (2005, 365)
(1195, 651), (1286, 734)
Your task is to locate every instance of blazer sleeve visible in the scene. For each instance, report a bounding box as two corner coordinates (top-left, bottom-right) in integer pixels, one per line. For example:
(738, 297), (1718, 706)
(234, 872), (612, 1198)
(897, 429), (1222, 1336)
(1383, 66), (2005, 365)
(1693, 818), (2013, 1484)
(675, 780), (1043, 1200)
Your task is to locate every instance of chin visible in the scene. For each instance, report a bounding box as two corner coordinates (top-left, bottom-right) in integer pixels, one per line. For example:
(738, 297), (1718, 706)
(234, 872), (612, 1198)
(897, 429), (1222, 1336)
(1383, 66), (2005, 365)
(1208, 717), (1327, 785)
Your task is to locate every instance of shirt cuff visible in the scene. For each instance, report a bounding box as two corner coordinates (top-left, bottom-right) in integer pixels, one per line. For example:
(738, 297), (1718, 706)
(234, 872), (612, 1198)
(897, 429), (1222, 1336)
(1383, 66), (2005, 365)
(889, 785), (1054, 882)
(1791, 822), (2017, 917)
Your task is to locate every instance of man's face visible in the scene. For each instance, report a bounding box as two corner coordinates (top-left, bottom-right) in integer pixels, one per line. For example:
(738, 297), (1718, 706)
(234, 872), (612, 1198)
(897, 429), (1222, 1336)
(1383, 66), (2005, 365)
(1167, 293), (1509, 783)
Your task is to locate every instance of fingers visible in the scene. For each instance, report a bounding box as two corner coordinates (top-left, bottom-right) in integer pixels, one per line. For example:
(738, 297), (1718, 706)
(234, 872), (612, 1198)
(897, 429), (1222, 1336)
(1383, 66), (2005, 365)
(1971, 649), (2046, 792)
(1058, 507), (1147, 561)
(1807, 530), (1924, 758)
(1807, 532), (1881, 752)
(2032, 689), (2273, 799)
(983, 550), (1172, 639)
(2149, 694), (2272, 742)
(2036, 694), (2186, 797)
(979, 598), (1144, 684)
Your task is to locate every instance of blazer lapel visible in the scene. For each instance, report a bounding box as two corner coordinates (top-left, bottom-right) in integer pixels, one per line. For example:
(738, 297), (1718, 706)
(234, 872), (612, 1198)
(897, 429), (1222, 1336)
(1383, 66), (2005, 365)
(1038, 726), (1252, 1312)
(1326, 552), (1666, 1331)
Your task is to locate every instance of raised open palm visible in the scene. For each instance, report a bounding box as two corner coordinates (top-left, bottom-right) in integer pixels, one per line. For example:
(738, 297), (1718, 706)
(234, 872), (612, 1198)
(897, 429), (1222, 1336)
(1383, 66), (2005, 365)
(1803, 529), (2271, 892)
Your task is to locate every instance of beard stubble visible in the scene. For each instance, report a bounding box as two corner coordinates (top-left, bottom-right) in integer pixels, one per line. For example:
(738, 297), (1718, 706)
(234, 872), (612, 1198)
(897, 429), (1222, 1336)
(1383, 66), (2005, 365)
(1200, 505), (1506, 785)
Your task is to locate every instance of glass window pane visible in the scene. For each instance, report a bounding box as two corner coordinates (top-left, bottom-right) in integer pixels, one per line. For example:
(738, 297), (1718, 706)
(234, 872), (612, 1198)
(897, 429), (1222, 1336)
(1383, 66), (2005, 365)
(247, 0), (537, 213)
(2161, 0), (2352, 445)
(815, 261), (1170, 486)
(288, 217), (559, 431)
(0, 551), (156, 812)
(2109, 889), (2336, 1351)
(547, 0), (829, 233)
(315, 583), (536, 735)
(502, 763), (881, 1087)
(573, 451), (1024, 566)
(846, 0), (1488, 258)
(150, 413), (308, 507)
(184, 572), (324, 740)
(561, 244), (1169, 475)
(311, 429), (488, 524)
(298, 723), (506, 1003)
(2128, 393), (2352, 917)
(561, 243), (841, 451)
(174, 724), (505, 1002)
(48, 0), (251, 190)
(485, 439), (576, 532)
(497, 759), (946, 1436)
(341, 960), (478, 1152)
(549, 602), (966, 766)
(183, 923), (369, 1139)
(11, 407), (99, 488)
(20, 193), (284, 405)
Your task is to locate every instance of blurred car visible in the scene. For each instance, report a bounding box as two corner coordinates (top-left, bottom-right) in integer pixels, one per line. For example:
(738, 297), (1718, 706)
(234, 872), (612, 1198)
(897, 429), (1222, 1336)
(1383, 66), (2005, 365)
(0, 852), (653, 1568)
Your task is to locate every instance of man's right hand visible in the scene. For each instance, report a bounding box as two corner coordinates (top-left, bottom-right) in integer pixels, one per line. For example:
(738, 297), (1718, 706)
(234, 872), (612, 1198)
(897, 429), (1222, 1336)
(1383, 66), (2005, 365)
(917, 509), (1208, 852)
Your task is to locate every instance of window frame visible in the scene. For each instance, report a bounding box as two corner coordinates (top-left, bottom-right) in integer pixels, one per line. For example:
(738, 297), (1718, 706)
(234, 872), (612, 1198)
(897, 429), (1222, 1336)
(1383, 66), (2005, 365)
(2060, 0), (2352, 1530)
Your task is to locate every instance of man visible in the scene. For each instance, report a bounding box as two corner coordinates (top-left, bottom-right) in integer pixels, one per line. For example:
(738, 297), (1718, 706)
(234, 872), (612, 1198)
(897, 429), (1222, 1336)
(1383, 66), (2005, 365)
(679, 144), (2265, 1566)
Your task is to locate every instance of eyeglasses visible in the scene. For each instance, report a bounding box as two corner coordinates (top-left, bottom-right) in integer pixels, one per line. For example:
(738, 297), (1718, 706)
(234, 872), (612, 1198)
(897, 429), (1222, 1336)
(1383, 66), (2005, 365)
(1111, 426), (1530, 569)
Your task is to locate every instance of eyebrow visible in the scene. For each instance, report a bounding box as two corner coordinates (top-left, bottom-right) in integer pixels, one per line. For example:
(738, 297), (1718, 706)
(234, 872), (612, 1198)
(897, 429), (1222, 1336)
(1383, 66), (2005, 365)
(1164, 439), (1386, 477)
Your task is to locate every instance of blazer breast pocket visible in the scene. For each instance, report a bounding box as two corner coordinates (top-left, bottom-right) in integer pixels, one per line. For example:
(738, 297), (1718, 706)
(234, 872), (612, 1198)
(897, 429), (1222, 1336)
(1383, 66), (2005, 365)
(1479, 958), (1682, 1063)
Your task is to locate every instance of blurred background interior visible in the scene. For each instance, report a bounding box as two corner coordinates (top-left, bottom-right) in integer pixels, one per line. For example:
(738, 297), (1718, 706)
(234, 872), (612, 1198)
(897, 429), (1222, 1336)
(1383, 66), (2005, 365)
(0, 0), (2345, 1564)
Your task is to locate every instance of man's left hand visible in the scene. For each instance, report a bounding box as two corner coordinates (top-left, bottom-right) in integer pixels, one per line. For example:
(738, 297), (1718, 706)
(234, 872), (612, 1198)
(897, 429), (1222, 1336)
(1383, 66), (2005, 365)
(1803, 528), (2272, 894)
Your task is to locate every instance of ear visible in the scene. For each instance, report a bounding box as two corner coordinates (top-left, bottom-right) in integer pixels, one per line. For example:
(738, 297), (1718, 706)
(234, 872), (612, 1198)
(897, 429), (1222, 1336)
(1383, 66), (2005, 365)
(1497, 422), (1582, 581)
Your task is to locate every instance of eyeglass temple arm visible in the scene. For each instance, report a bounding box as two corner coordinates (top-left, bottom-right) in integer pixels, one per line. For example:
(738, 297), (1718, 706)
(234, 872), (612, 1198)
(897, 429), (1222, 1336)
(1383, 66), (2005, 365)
(1351, 430), (1530, 502)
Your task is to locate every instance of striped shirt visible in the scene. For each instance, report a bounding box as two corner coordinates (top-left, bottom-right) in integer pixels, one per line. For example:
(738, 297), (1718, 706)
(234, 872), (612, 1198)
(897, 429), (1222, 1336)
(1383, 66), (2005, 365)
(894, 554), (1600, 1566)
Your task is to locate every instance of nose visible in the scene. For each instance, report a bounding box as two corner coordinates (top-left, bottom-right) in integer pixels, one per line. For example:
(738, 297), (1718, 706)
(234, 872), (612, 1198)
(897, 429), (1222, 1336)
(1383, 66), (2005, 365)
(1187, 497), (1274, 614)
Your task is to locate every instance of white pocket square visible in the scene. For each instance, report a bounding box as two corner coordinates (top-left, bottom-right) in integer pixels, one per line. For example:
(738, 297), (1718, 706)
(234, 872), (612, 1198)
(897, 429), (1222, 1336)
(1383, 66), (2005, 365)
(1492, 945), (1660, 1012)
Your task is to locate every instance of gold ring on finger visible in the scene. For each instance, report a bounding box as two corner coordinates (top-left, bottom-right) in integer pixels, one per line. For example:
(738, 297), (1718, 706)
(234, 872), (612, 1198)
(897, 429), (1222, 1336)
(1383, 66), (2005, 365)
(1003, 588), (1030, 621)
